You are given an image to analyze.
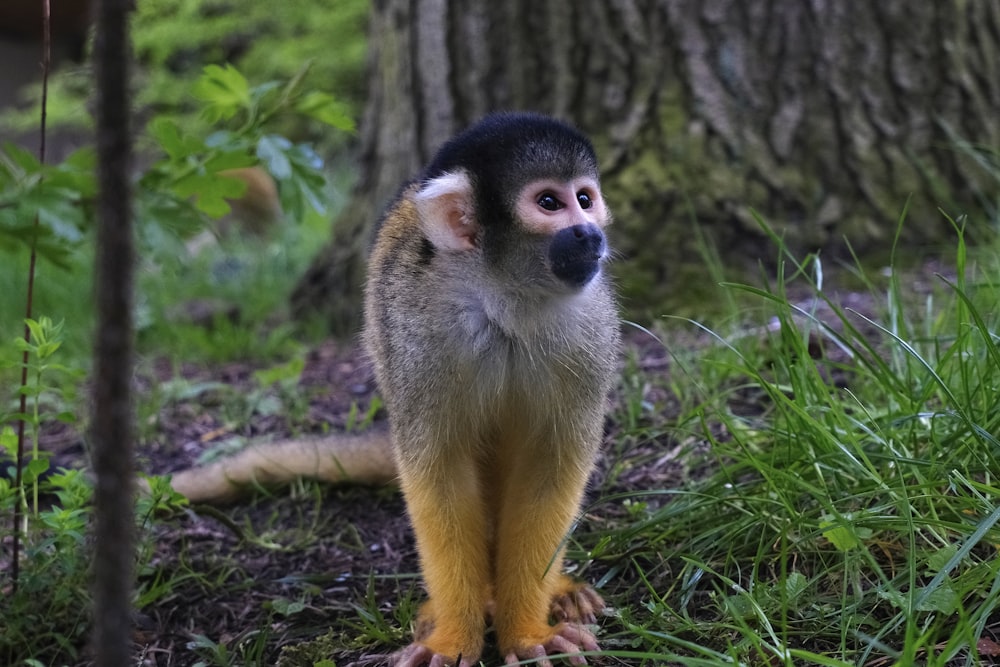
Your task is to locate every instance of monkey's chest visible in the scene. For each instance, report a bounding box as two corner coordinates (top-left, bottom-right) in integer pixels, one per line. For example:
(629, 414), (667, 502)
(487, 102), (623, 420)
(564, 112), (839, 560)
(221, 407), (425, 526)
(456, 338), (595, 418)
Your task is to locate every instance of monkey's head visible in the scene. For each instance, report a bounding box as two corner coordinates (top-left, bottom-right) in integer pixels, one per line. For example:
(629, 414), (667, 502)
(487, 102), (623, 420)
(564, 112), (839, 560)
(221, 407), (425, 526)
(414, 112), (610, 295)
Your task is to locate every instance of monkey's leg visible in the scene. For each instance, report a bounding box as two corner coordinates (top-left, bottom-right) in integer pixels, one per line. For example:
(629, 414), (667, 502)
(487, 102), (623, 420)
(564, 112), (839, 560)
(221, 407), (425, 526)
(492, 450), (599, 666)
(393, 460), (491, 667)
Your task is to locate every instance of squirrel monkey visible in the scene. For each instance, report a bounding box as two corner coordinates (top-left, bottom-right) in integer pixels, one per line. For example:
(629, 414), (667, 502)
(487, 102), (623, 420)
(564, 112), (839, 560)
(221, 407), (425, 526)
(162, 112), (619, 665)
(365, 112), (619, 666)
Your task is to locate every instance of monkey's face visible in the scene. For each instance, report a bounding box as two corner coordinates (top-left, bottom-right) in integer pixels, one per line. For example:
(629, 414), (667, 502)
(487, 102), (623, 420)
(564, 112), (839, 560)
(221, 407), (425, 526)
(505, 176), (610, 293)
(413, 168), (611, 300)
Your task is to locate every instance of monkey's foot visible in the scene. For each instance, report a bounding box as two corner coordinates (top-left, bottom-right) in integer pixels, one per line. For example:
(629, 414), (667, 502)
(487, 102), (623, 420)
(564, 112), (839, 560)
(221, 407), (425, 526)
(550, 580), (604, 625)
(502, 622), (599, 667)
(402, 599), (486, 666)
(391, 641), (479, 667)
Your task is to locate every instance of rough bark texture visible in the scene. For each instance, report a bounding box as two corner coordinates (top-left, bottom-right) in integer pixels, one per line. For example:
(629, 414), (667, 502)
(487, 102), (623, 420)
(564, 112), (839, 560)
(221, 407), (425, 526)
(292, 0), (1000, 330)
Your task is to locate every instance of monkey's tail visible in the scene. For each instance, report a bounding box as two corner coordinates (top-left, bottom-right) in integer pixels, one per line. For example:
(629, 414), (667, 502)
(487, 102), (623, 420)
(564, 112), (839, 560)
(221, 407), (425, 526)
(163, 427), (397, 504)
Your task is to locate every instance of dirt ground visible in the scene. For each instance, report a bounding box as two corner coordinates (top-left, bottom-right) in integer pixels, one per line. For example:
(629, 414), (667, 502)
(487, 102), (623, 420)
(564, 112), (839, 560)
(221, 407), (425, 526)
(29, 329), (677, 667)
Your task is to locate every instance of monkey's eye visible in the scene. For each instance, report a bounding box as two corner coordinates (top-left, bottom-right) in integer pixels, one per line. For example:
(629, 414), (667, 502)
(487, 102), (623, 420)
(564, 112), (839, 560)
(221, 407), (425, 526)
(577, 192), (593, 209)
(538, 194), (561, 211)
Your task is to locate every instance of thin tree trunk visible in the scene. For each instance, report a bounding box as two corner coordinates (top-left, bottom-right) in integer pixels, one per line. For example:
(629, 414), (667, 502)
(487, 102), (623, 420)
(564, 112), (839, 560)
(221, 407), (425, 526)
(91, 0), (136, 663)
(293, 0), (1000, 329)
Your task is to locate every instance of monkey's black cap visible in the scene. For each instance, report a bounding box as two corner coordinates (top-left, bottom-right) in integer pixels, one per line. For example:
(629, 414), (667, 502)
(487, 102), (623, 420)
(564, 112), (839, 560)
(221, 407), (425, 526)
(422, 112), (599, 217)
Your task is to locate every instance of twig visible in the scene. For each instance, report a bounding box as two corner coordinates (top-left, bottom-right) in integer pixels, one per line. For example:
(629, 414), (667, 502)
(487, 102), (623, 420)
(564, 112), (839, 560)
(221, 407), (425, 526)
(11, 0), (53, 596)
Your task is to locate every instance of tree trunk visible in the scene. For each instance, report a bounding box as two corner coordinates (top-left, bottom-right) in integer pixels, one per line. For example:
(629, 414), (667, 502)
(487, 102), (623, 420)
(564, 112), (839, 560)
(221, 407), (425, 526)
(292, 0), (1000, 331)
(91, 0), (137, 663)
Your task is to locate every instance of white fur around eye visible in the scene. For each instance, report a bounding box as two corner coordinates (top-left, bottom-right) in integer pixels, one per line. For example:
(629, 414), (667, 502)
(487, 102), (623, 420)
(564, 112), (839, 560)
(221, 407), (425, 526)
(415, 171), (478, 251)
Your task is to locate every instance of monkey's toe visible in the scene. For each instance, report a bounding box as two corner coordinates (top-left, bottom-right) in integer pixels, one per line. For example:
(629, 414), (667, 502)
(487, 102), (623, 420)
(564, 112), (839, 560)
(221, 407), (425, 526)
(502, 622), (598, 666)
(391, 641), (477, 667)
(550, 581), (604, 624)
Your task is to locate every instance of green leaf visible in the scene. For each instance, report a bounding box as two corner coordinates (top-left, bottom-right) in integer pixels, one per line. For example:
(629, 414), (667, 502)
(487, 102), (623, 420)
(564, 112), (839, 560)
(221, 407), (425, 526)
(248, 80), (282, 107)
(25, 317), (46, 344)
(295, 91), (356, 132)
(723, 593), (754, 619)
(916, 584), (958, 613)
(22, 456), (51, 483)
(820, 518), (865, 551)
(256, 135), (293, 180)
(192, 64), (251, 122)
(62, 146), (98, 172)
(924, 544), (959, 574)
(18, 385), (44, 399)
(270, 597), (307, 617)
(2, 141), (42, 173)
(37, 340), (63, 360)
(172, 172), (247, 219)
(280, 143), (329, 218)
(45, 148), (98, 196)
(149, 118), (203, 160)
(0, 426), (17, 456)
(254, 355), (305, 387)
(783, 571), (808, 603)
(204, 151), (257, 173)
(25, 186), (87, 241)
(56, 411), (77, 424)
(0, 224), (77, 266)
(136, 190), (208, 239)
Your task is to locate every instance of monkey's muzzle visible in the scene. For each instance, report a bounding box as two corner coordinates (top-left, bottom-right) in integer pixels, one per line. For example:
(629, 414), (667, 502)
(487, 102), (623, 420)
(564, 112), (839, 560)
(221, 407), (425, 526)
(548, 223), (606, 289)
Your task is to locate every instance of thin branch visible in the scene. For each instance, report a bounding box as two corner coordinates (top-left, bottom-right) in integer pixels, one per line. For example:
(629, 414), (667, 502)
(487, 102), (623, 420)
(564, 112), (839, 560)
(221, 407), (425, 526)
(11, 0), (52, 595)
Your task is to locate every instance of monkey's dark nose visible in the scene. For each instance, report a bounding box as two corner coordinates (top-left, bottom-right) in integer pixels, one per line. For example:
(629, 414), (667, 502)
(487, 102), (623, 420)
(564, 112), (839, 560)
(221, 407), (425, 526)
(549, 223), (606, 288)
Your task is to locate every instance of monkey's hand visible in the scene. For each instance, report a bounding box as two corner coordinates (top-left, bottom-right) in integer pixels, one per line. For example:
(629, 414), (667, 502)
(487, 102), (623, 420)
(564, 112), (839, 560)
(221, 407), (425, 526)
(502, 622), (599, 667)
(550, 578), (604, 625)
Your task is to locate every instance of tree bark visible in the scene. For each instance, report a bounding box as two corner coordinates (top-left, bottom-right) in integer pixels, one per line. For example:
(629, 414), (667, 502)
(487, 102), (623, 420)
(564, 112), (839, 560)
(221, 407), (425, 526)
(293, 0), (1000, 331)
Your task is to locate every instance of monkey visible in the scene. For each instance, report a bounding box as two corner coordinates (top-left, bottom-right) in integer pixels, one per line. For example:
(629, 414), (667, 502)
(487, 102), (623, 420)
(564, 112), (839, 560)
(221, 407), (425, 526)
(364, 111), (619, 667)
(160, 111), (619, 666)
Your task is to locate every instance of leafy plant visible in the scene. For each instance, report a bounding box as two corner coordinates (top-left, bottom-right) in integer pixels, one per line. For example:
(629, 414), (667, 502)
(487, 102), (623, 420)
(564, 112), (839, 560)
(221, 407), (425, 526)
(2, 63), (350, 372)
(137, 62), (350, 247)
(2, 398), (189, 667)
(4, 317), (82, 515)
(1, 62), (352, 663)
(0, 145), (95, 266)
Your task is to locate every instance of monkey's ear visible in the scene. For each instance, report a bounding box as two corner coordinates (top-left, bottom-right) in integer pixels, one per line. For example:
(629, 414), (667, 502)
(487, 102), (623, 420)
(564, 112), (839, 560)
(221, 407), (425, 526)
(414, 171), (478, 251)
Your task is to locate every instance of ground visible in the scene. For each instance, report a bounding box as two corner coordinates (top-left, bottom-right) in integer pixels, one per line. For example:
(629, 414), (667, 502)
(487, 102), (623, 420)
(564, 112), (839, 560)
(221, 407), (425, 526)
(31, 329), (683, 666)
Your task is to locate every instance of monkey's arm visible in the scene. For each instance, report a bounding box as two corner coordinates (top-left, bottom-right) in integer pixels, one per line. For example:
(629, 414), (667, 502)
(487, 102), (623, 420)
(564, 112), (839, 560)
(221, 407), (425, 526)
(164, 428), (396, 504)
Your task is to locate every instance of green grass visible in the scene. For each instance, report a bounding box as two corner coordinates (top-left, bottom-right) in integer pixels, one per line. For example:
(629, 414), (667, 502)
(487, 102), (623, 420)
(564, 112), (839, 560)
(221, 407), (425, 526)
(589, 222), (1000, 665)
